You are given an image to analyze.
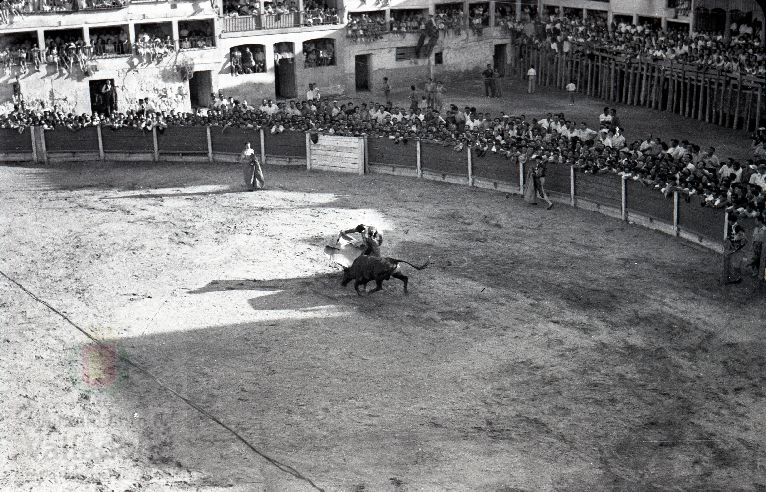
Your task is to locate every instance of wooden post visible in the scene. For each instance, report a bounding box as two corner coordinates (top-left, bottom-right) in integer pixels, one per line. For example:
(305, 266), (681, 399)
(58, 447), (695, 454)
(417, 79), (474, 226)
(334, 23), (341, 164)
(96, 125), (105, 161)
(680, 70), (687, 117)
(718, 75), (726, 127)
(576, 53), (583, 94)
(627, 62), (635, 105)
(305, 132), (312, 170)
(569, 165), (575, 207)
(610, 59), (615, 102)
(667, 69), (675, 112)
(39, 127), (48, 165)
(721, 212), (730, 285)
(363, 134), (368, 174)
(727, 78), (736, 128)
(467, 146), (473, 186)
(519, 159), (524, 192)
(30, 126), (38, 164)
(757, 86), (763, 134)
(706, 77), (713, 123)
(152, 127), (159, 162)
(697, 75), (706, 121)
(621, 63), (629, 104)
(641, 60), (649, 106)
(416, 139), (422, 178)
(206, 126), (213, 163)
(733, 73), (742, 130)
(744, 90), (753, 132)
(259, 127), (266, 166)
(621, 176), (627, 221)
(758, 243), (766, 292)
(672, 191), (679, 236)
(586, 57), (592, 96)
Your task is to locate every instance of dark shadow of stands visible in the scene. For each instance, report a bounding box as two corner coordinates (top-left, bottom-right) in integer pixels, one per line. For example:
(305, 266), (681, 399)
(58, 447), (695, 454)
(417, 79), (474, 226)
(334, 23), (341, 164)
(103, 188), (245, 200)
(107, 239), (766, 489)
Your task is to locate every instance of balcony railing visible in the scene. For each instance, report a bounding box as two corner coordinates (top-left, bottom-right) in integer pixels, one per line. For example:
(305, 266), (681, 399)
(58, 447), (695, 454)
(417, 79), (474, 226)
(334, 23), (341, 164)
(222, 10), (341, 33)
(8, 0), (127, 15)
(91, 41), (132, 58)
(178, 36), (216, 49)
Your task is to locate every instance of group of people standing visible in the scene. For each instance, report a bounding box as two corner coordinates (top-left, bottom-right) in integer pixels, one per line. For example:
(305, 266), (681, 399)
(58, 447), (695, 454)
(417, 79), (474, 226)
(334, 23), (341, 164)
(407, 77), (446, 113)
(481, 64), (503, 98)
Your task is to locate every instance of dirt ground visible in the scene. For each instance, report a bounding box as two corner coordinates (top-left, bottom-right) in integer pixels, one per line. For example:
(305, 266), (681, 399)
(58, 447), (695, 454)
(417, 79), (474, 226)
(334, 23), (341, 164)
(1, 156), (764, 491)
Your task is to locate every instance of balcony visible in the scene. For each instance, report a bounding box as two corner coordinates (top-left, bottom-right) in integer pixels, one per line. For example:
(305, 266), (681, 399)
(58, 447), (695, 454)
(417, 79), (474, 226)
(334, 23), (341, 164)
(222, 10), (341, 33)
(3, 0), (127, 16)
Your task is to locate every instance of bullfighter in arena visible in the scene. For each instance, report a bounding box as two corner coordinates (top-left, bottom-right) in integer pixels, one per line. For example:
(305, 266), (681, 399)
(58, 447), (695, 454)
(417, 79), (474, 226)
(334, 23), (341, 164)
(239, 142), (264, 191)
(325, 224), (383, 267)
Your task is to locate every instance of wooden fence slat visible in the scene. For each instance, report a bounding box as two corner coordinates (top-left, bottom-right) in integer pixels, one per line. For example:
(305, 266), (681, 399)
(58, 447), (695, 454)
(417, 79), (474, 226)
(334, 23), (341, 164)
(733, 73), (742, 130)
(719, 75), (727, 127)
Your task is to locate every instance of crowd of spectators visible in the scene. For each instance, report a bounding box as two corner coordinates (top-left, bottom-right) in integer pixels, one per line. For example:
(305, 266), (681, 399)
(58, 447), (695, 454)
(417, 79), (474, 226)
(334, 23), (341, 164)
(433, 7), (465, 36)
(229, 44), (266, 74)
(303, 38), (335, 67)
(222, 0), (338, 25)
(510, 13), (765, 76)
(389, 11), (426, 35)
(0, 0), (124, 20)
(1, 92), (764, 218)
(346, 12), (386, 42)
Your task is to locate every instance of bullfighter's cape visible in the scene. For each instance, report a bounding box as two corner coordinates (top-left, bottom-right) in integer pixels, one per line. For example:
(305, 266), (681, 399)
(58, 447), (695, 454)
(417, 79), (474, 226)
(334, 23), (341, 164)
(324, 235), (365, 268)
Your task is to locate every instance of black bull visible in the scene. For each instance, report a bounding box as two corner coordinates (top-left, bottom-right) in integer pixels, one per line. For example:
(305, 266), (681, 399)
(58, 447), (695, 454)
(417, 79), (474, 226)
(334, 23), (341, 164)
(341, 255), (430, 296)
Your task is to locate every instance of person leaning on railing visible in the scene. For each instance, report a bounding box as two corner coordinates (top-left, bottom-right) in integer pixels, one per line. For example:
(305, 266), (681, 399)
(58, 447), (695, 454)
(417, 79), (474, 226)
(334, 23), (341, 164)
(3, 96), (764, 216)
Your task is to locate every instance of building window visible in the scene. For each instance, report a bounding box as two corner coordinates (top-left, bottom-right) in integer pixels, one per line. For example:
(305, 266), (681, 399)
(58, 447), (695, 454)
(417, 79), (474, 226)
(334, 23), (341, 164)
(390, 9), (428, 34)
(303, 38), (335, 67)
(178, 19), (216, 49)
(89, 25), (131, 58)
(434, 51), (443, 64)
(395, 46), (428, 61)
(230, 44), (266, 75)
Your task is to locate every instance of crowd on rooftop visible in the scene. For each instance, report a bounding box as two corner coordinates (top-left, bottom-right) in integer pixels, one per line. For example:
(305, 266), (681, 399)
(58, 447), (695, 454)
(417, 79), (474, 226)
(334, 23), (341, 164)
(221, 0), (339, 25)
(506, 12), (765, 76)
(0, 0), (124, 20)
(1, 84), (764, 220)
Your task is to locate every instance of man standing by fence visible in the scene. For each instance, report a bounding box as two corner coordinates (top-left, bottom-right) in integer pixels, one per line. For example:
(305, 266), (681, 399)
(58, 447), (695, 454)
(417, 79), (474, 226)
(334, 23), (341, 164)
(481, 64), (494, 98)
(527, 65), (537, 94)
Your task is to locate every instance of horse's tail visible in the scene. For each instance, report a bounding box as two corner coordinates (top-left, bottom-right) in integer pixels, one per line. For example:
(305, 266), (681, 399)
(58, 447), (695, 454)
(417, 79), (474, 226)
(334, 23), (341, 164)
(388, 256), (431, 270)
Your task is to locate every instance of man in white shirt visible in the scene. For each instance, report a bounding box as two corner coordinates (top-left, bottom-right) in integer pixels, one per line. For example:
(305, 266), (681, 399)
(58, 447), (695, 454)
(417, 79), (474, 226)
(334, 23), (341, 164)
(527, 65), (537, 94)
(566, 81), (576, 105)
(750, 164), (766, 191)
(666, 139), (686, 160)
(599, 107), (611, 124)
(538, 112), (553, 129)
(611, 129), (626, 149)
(306, 83), (319, 101)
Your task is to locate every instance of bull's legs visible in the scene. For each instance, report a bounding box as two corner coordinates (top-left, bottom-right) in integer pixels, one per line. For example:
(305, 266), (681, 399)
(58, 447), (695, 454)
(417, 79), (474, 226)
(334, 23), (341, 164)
(354, 280), (370, 296)
(369, 279), (384, 294)
(392, 272), (409, 294)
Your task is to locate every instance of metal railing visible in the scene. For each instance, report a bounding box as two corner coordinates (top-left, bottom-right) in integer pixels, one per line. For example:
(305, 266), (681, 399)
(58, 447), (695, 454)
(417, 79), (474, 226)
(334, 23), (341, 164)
(222, 10), (341, 33)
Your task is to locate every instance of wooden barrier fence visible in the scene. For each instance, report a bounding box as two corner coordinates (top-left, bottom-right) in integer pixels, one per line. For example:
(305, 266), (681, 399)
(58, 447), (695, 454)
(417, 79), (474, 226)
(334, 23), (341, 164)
(507, 42), (766, 133)
(0, 127), (736, 256)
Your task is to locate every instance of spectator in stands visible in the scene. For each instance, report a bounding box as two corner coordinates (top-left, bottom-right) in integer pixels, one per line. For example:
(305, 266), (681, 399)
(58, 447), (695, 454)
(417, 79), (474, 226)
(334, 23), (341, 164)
(2, 90), (764, 216)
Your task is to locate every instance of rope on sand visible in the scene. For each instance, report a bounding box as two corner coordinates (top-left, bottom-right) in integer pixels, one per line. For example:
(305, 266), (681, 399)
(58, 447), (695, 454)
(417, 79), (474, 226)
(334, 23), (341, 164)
(0, 269), (326, 492)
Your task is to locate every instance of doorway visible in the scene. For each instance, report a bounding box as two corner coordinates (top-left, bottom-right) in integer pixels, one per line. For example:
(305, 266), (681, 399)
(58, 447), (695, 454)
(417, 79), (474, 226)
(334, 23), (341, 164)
(355, 54), (370, 92)
(493, 44), (507, 76)
(88, 79), (116, 115)
(189, 70), (212, 108)
(274, 42), (296, 99)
